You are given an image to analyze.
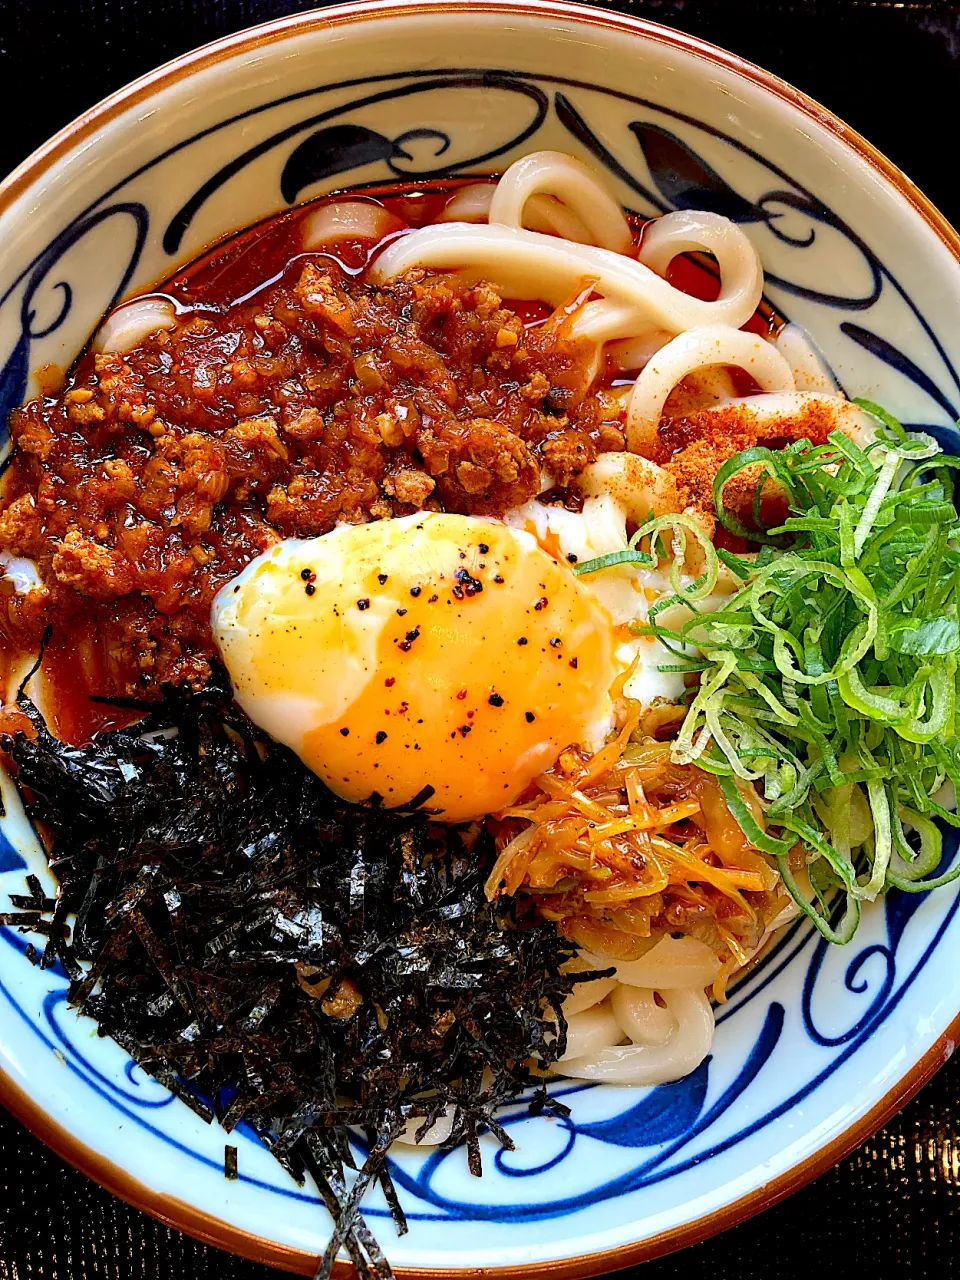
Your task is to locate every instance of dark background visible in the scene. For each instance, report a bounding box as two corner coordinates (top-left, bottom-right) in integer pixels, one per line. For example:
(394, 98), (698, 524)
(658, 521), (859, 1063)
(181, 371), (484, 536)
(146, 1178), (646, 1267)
(1, 1), (959, 1276)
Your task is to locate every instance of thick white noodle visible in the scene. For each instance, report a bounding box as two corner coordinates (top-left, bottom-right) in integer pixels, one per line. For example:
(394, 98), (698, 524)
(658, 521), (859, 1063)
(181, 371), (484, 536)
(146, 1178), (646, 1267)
(94, 297), (176, 354)
(561, 974), (618, 1017)
(572, 451), (740, 599)
(609, 985), (676, 1045)
(576, 451), (681, 523)
(562, 300), (648, 386)
(509, 456), (698, 626)
(438, 182), (595, 243)
(625, 325), (796, 453)
(302, 200), (401, 248)
(553, 987), (714, 1085)
(371, 224), (762, 335)
(437, 183), (495, 223)
(567, 299), (645, 347)
(575, 452), (689, 601)
(582, 935), (721, 989)
(606, 328), (674, 372)
(555, 1001), (623, 1061)
(488, 151), (633, 253)
(549, 939), (720, 1085)
(775, 322), (839, 393)
(661, 366), (741, 416)
(639, 209), (762, 295)
(570, 208), (763, 380)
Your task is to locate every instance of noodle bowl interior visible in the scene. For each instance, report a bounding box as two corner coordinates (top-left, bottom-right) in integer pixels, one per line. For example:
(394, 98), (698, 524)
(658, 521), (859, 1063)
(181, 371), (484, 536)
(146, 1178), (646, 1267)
(1, 149), (955, 1164)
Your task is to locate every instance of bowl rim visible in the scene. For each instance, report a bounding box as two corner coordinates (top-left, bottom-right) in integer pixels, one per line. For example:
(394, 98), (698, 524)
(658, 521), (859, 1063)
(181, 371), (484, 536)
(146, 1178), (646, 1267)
(2, 1), (960, 1275)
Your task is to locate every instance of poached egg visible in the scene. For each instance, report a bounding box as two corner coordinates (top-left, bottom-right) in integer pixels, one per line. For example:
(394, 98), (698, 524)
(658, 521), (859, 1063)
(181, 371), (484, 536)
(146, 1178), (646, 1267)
(212, 512), (617, 821)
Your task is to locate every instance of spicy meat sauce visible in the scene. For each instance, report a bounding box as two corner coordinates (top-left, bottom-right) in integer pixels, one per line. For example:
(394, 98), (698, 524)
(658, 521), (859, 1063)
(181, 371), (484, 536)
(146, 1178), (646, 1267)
(0, 184), (627, 706)
(0, 182), (788, 729)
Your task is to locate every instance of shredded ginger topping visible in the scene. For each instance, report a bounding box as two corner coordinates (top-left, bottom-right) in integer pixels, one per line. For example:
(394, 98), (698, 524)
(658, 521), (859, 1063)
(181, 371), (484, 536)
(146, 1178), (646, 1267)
(486, 711), (789, 1001)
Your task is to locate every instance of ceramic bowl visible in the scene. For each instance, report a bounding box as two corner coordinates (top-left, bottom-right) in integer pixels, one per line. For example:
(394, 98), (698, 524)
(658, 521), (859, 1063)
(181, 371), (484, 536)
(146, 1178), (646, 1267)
(2, 2), (960, 1275)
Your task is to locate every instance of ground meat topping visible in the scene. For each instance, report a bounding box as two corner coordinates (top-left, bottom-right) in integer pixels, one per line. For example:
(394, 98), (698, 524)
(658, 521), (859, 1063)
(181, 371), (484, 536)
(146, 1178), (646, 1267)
(0, 224), (621, 695)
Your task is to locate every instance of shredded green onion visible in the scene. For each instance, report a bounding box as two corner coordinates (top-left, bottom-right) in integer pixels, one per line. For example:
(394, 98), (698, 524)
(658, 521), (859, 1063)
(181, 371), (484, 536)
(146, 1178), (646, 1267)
(623, 410), (960, 941)
(574, 512), (719, 602)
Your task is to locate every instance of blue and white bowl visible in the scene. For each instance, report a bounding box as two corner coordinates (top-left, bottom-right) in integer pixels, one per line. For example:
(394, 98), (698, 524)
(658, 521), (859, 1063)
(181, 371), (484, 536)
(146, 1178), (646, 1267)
(2, 2), (960, 1273)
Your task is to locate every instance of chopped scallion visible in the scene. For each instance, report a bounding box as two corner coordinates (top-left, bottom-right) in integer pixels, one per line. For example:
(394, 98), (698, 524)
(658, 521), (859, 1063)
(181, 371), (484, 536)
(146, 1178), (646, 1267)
(625, 410), (960, 940)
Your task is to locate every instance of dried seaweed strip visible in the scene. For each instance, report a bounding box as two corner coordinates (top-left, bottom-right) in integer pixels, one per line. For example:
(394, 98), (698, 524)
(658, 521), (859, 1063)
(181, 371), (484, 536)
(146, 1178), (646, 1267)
(39, 893), (72, 970)
(73, 854), (108, 952)
(0, 911), (43, 926)
(317, 1130), (396, 1280)
(372, 1157), (407, 1240)
(8, 884), (55, 911)
(1, 676), (580, 1278)
(300, 1134), (389, 1280)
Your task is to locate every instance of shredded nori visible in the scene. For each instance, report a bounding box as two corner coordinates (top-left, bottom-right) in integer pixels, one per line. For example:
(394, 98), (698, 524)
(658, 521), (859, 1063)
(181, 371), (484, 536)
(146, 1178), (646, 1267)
(1, 674), (585, 1279)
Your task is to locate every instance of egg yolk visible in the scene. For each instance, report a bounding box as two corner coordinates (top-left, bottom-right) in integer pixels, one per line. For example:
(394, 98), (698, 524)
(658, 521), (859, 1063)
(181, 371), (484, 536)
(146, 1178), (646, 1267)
(212, 513), (617, 821)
